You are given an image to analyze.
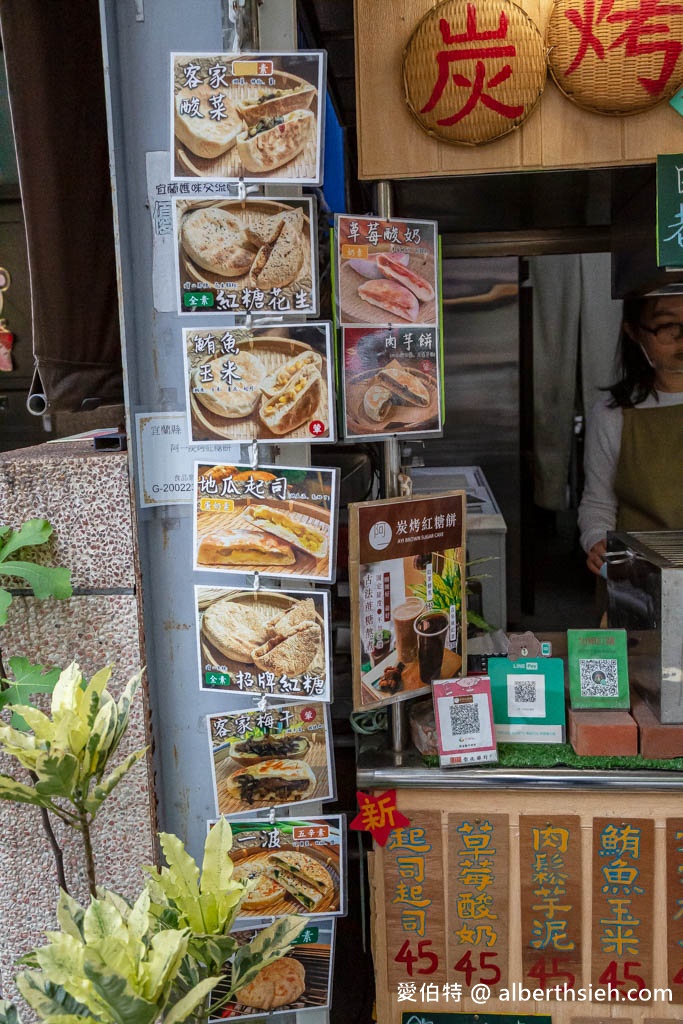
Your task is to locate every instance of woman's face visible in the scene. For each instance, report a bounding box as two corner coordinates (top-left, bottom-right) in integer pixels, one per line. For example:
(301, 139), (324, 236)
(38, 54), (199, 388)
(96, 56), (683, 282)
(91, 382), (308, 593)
(630, 295), (683, 376)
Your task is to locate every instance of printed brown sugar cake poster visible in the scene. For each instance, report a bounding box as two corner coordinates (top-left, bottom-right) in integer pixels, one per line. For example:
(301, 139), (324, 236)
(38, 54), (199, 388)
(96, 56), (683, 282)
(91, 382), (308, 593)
(349, 492), (466, 710)
(183, 323), (335, 444)
(170, 51), (326, 185)
(193, 463), (338, 583)
(207, 701), (334, 817)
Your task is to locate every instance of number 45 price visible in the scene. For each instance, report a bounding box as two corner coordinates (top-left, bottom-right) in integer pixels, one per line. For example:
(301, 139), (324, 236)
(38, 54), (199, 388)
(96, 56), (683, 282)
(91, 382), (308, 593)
(453, 950), (501, 985)
(394, 940), (439, 976)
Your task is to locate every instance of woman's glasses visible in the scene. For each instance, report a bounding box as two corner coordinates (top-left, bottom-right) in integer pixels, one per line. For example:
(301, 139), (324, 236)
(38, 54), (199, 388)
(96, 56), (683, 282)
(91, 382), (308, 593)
(639, 321), (683, 344)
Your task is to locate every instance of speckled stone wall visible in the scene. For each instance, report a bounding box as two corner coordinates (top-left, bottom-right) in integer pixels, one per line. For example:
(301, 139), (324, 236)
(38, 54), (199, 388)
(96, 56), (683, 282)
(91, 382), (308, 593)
(0, 442), (156, 1002)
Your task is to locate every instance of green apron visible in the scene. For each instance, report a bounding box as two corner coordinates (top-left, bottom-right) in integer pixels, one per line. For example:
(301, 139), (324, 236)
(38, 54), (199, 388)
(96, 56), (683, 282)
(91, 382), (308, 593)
(615, 403), (683, 533)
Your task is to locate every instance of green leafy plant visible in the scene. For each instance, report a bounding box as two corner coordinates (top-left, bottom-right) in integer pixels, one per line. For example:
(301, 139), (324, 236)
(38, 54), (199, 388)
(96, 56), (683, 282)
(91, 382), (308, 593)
(410, 549), (493, 633)
(0, 818), (306, 1024)
(0, 519), (72, 626)
(0, 662), (146, 896)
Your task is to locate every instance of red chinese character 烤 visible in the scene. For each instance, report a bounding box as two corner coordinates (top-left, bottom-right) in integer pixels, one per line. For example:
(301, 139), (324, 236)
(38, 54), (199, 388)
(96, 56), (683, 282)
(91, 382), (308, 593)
(564, 0), (683, 93)
(421, 5), (525, 125)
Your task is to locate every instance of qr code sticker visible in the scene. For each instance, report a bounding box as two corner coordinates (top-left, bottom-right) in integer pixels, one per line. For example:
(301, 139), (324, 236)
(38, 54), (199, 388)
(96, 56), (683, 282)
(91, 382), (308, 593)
(449, 701), (480, 736)
(514, 681), (536, 703)
(579, 658), (619, 698)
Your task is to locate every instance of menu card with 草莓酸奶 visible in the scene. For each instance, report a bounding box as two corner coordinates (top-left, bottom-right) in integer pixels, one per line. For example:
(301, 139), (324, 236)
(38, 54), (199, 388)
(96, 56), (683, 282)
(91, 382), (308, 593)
(349, 491), (466, 710)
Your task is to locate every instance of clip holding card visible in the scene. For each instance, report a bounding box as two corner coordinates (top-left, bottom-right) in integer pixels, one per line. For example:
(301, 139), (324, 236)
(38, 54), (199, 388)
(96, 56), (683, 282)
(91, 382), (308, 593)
(249, 439), (259, 470)
(268, 806), (276, 824)
(237, 179), (247, 206)
(257, 693), (268, 713)
(253, 570), (261, 593)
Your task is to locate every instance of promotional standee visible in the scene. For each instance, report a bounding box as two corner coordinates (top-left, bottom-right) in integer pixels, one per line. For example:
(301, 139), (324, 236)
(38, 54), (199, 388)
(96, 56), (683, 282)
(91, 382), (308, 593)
(349, 492), (466, 709)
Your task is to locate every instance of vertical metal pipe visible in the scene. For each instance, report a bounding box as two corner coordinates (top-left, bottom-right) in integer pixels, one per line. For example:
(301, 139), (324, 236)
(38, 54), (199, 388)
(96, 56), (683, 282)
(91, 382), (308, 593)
(222, 0), (260, 51)
(375, 180), (408, 756)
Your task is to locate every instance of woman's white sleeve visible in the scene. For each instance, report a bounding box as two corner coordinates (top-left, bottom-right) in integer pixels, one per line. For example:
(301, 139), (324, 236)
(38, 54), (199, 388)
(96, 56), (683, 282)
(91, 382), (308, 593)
(578, 401), (622, 553)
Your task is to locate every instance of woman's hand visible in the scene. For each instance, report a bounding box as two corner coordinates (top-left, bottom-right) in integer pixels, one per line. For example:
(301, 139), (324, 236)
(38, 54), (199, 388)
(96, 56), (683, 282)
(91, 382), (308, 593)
(586, 539), (607, 576)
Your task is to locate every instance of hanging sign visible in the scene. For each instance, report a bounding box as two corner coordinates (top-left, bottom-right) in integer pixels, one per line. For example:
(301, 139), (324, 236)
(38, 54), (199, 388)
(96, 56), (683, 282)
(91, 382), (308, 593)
(335, 214), (439, 328)
(209, 918), (335, 1019)
(207, 701), (334, 817)
(193, 462), (338, 583)
(383, 811), (448, 988)
(173, 195), (318, 317)
(349, 492), (466, 710)
(591, 818), (654, 997)
(666, 817), (683, 1000)
(657, 154), (683, 268)
(433, 676), (497, 766)
(341, 325), (443, 440)
(171, 51), (326, 185)
(402, 0), (546, 146)
(195, 585), (332, 701)
(447, 813), (509, 995)
(219, 814), (346, 921)
(519, 815), (583, 993)
(183, 322), (335, 443)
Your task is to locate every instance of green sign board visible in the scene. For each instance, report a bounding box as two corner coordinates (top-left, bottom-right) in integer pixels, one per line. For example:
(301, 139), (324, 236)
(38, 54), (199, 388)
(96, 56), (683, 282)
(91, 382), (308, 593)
(183, 290), (214, 309)
(293, 926), (318, 944)
(656, 154), (683, 268)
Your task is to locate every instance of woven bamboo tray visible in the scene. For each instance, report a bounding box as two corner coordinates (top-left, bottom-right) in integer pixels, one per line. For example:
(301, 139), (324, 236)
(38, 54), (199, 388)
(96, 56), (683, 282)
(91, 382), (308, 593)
(177, 198), (313, 298)
(402, 0), (547, 146)
(200, 589), (326, 683)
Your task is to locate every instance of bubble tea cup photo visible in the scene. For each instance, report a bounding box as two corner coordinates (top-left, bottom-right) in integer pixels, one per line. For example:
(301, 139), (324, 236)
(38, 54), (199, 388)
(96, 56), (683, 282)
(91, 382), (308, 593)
(414, 609), (450, 684)
(391, 597), (425, 664)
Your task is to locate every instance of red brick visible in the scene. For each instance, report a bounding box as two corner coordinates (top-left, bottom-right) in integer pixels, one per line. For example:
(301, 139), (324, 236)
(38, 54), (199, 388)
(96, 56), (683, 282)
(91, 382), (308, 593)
(568, 708), (638, 757)
(632, 693), (683, 759)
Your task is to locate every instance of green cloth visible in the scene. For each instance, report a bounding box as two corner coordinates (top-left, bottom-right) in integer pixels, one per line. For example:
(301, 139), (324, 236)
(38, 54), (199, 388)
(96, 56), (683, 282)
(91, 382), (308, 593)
(616, 404), (683, 532)
(420, 742), (683, 771)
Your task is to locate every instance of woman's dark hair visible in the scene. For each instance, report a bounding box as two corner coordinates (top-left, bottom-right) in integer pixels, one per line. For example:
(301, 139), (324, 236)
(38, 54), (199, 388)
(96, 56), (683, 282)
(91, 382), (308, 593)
(606, 296), (657, 408)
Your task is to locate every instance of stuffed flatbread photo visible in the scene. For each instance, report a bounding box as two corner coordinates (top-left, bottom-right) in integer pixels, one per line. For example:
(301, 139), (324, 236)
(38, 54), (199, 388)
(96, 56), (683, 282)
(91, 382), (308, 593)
(377, 366), (430, 407)
(225, 758), (316, 805)
(229, 734), (310, 765)
(197, 529), (296, 567)
(234, 956), (306, 1011)
(244, 504), (328, 560)
(192, 352), (265, 419)
(201, 598), (267, 663)
(251, 619), (321, 676)
(261, 349), (323, 398)
(259, 363), (322, 436)
(266, 597), (317, 637)
(249, 212), (304, 291)
(233, 860), (285, 911)
(236, 109), (315, 174)
(267, 851), (333, 901)
(174, 84), (242, 158)
(181, 207), (256, 278)
(236, 80), (317, 126)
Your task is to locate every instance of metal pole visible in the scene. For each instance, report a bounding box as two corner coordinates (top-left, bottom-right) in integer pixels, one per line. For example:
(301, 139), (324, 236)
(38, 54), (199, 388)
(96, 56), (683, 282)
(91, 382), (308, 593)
(222, 0), (259, 51)
(375, 180), (408, 755)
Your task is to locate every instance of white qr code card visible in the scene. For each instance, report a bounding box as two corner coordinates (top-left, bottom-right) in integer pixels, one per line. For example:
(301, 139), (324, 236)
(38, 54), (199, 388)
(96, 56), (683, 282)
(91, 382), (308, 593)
(432, 676), (497, 767)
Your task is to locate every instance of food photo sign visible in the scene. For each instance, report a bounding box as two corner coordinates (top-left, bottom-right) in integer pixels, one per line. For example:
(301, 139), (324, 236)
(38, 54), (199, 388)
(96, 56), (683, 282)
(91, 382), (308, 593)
(208, 918), (335, 1019)
(349, 492), (466, 710)
(341, 325), (442, 439)
(171, 51), (326, 185)
(193, 463), (338, 583)
(215, 815), (346, 921)
(207, 701), (334, 816)
(196, 585), (332, 701)
(173, 195), (318, 316)
(183, 323), (335, 444)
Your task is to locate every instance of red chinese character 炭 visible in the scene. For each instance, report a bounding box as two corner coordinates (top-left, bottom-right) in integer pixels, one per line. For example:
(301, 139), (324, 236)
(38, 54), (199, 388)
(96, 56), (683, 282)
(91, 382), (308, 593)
(421, 5), (525, 125)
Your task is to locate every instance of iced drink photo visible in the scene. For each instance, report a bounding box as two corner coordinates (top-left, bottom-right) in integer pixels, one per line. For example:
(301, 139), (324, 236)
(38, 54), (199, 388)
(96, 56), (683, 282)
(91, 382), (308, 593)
(415, 610), (449, 684)
(392, 597), (425, 664)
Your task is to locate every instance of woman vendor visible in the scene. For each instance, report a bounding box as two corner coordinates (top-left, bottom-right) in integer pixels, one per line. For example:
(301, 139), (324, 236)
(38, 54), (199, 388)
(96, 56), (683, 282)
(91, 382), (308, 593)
(578, 293), (683, 575)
